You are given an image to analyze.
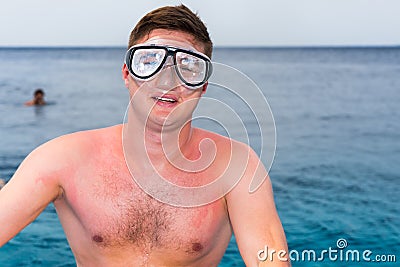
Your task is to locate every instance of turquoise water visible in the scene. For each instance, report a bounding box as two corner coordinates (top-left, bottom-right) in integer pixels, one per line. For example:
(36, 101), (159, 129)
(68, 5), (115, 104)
(0, 47), (399, 266)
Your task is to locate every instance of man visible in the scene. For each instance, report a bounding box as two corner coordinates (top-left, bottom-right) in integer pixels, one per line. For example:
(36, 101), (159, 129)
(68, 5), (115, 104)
(0, 5), (289, 266)
(25, 88), (47, 106)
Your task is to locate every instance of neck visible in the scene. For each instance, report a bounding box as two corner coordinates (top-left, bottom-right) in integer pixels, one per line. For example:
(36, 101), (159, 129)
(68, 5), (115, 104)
(123, 105), (194, 169)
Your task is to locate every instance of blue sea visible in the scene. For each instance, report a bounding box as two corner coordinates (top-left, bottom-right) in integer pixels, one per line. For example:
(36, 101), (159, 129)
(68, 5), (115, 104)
(0, 47), (399, 266)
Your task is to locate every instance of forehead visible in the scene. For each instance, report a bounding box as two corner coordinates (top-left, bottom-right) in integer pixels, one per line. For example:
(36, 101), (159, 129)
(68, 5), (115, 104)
(136, 29), (205, 54)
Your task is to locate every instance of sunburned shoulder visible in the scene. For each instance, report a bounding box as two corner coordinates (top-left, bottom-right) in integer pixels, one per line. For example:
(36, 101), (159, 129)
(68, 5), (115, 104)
(193, 127), (254, 154)
(25, 125), (123, 173)
(193, 127), (262, 176)
(40, 125), (119, 151)
(193, 127), (266, 195)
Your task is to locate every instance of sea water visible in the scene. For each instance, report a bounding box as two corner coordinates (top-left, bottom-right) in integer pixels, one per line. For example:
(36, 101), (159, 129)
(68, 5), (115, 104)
(0, 47), (399, 266)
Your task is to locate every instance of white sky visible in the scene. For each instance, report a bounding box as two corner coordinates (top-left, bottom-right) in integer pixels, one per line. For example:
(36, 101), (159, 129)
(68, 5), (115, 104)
(0, 0), (399, 47)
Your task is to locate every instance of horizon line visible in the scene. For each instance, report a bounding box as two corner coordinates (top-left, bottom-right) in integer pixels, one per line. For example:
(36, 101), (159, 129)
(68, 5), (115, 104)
(0, 44), (399, 49)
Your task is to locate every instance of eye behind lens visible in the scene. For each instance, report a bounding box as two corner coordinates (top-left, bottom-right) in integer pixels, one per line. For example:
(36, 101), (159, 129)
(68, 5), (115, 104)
(131, 48), (166, 78)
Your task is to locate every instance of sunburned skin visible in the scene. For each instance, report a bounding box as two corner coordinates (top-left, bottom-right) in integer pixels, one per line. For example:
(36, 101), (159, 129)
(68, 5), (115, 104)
(53, 125), (233, 266)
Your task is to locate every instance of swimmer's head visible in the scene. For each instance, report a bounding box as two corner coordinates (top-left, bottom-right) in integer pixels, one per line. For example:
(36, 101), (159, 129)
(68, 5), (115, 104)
(128, 4), (213, 58)
(34, 89), (45, 97)
(33, 89), (45, 105)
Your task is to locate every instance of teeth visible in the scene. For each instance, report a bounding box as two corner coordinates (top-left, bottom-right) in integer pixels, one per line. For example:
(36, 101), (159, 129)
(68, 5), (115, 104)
(155, 96), (176, 103)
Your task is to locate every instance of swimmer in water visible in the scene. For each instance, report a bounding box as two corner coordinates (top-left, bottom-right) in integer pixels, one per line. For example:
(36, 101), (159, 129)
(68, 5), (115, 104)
(1, 5), (289, 266)
(25, 89), (46, 106)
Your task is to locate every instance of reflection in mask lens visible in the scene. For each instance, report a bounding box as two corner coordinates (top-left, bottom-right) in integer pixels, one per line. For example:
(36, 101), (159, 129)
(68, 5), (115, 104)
(176, 52), (207, 85)
(132, 48), (166, 77)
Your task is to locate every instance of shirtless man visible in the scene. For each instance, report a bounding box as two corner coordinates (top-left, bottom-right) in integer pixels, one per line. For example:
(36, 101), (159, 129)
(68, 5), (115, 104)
(25, 88), (46, 106)
(0, 5), (289, 267)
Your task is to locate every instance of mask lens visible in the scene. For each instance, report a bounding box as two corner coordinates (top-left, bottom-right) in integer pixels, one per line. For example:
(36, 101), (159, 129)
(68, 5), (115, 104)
(131, 48), (166, 78)
(176, 51), (207, 86)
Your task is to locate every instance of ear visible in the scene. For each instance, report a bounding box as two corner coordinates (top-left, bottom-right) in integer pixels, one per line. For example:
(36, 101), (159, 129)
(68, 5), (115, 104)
(200, 82), (208, 96)
(122, 64), (130, 88)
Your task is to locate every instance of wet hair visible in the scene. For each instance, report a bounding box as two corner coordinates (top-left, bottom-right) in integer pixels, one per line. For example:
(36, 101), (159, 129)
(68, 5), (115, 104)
(34, 89), (44, 96)
(128, 4), (213, 58)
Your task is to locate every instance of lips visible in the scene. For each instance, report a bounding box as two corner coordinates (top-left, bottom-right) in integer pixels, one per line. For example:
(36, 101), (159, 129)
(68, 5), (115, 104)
(153, 96), (177, 103)
(151, 94), (179, 105)
(152, 94), (179, 108)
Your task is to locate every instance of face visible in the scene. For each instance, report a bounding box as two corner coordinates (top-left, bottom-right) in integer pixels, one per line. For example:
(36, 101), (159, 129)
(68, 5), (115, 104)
(35, 93), (44, 99)
(122, 29), (209, 130)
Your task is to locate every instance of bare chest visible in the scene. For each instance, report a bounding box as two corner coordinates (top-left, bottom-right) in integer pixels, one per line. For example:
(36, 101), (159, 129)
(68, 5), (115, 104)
(62, 163), (230, 256)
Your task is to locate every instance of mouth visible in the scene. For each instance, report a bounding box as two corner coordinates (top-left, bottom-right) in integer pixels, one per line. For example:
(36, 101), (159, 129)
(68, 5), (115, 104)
(153, 96), (177, 103)
(152, 94), (178, 105)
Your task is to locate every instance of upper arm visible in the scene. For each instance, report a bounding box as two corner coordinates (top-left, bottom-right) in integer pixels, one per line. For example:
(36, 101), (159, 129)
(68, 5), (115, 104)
(0, 139), (66, 246)
(226, 145), (290, 266)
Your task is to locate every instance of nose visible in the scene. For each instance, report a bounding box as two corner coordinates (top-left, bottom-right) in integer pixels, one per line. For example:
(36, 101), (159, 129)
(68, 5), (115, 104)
(155, 56), (180, 91)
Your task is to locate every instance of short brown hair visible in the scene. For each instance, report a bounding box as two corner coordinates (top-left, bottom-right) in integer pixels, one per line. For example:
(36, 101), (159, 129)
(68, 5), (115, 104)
(34, 89), (44, 96)
(128, 5), (213, 58)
